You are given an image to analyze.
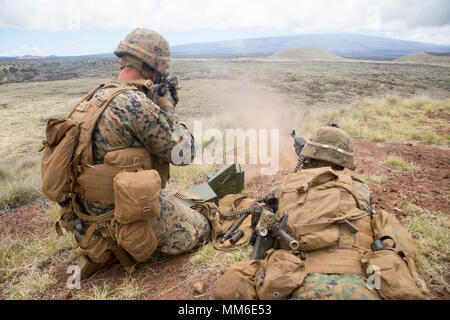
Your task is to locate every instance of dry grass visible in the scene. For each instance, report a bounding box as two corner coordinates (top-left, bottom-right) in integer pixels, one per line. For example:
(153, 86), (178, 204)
(407, 207), (450, 294)
(363, 174), (388, 184)
(0, 232), (73, 299)
(296, 96), (449, 145)
(384, 156), (421, 172)
(0, 154), (42, 210)
(74, 276), (145, 300)
(190, 243), (252, 273)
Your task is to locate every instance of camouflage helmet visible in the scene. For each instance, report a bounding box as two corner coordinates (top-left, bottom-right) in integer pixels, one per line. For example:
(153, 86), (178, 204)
(301, 127), (355, 169)
(114, 28), (170, 77)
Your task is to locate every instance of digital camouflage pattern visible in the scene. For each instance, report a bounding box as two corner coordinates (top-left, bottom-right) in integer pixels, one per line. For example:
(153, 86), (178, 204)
(351, 177), (372, 213)
(301, 127), (355, 169)
(81, 80), (209, 254)
(153, 194), (210, 255)
(290, 273), (381, 300)
(114, 28), (171, 77)
(90, 80), (193, 164)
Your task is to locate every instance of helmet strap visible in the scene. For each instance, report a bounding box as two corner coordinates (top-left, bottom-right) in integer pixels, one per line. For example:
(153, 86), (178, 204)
(121, 55), (155, 80)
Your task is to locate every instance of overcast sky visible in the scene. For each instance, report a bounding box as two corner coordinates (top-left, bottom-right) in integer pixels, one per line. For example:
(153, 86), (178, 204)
(1, 0), (449, 56)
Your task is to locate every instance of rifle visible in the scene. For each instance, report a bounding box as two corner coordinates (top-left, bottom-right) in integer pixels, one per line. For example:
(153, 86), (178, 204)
(153, 75), (180, 105)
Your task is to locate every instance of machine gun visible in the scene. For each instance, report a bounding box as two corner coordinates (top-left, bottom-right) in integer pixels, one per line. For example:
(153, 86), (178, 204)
(219, 194), (299, 260)
(290, 130), (307, 173)
(249, 195), (299, 260)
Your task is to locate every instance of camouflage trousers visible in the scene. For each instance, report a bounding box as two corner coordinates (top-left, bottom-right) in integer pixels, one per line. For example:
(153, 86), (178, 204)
(290, 273), (381, 300)
(82, 192), (211, 256)
(151, 193), (211, 255)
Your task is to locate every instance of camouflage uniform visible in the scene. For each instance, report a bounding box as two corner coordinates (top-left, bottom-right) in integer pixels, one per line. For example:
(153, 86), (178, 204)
(291, 273), (380, 300)
(82, 80), (210, 255)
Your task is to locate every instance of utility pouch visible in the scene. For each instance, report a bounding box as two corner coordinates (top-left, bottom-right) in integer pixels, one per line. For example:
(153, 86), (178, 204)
(115, 220), (157, 262)
(255, 249), (307, 300)
(113, 170), (161, 225)
(362, 249), (428, 300)
(214, 259), (263, 300)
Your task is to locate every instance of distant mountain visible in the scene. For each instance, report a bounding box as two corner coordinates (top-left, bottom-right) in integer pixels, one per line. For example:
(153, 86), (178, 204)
(270, 47), (344, 61)
(171, 33), (450, 60)
(395, 52), (450, 66)
(2, 33), (449, 61)
(17, 55), (46, 60)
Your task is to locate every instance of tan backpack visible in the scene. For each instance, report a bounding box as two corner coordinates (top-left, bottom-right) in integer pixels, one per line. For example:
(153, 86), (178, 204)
(41, 84), (135, 203)
(277, 167), (371, 253)
(214, 167), (429, 300)
(41, 83), (162, 270)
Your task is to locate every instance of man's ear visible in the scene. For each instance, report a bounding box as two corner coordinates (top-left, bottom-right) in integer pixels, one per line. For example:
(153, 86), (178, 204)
(143, 65), (157, 82)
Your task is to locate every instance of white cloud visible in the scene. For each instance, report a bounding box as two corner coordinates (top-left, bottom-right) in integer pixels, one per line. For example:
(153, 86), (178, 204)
(0, 0), (449, 44)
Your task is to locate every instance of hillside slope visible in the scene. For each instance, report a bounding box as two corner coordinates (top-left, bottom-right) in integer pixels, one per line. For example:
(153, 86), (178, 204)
(395, 52), (450, 66)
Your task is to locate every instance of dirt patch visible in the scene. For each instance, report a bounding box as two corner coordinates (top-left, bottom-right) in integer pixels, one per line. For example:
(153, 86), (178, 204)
(0, 202), (50, 240)
(354, 138), (449, 218)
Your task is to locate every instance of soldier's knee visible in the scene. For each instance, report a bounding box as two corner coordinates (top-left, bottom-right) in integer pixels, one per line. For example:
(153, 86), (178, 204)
(153, 194), (211, 255)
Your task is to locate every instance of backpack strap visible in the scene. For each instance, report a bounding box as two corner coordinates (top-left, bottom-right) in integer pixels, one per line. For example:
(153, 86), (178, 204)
(68, 85), (138, 194)
(67, 83), (105, 118)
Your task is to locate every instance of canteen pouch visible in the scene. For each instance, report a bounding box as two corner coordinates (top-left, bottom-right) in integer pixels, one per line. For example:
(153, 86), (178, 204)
(113, 170), (161, 224)
(116, 220), (158, 262)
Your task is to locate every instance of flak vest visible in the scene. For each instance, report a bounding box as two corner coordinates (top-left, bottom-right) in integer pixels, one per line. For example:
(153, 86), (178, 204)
(41, 81), (166, 269)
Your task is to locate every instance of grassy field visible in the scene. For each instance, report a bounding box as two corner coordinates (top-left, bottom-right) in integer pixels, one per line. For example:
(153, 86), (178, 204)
(0, 57), (449, 299)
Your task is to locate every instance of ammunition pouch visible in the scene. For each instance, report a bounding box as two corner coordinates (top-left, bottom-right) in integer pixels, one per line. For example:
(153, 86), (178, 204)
(255, 249), (307, 300)
(111, 169), (161, 262)
(362, 209), (429, 299)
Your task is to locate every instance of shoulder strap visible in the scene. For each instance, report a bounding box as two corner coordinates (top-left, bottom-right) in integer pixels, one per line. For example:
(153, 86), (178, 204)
(68, 85), (138, 193)
(67, 83), (105, 118)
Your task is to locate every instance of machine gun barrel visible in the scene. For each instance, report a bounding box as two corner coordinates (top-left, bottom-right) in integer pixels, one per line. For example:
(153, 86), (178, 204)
(278, 228), (299, 250)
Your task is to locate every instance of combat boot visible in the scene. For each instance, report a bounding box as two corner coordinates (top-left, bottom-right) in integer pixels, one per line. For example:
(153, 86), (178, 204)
(77, 254), (116, 280)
